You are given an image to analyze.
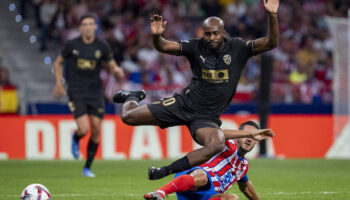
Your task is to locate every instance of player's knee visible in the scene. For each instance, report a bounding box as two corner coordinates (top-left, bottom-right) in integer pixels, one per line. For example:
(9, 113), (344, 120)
(90, 128), (100, 142)
(227, 194), (239, 200)
(190, 170), (208, 188)
(121, 112), (135, 125)
(218, 194), (239, 200)
(207, 139), (225, 156)
(77, 126), (89, 135)
(90, 126), (101, 135)
(204, 143), (224, 158)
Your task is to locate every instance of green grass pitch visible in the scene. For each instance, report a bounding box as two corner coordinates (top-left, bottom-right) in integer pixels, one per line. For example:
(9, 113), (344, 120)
(1, 159), (350, 200)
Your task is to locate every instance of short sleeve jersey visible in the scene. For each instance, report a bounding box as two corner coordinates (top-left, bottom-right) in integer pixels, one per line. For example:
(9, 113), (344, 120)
(201, 139), (249, 193)
(178, 37), (254, 117)
(61, 37), (113, 94)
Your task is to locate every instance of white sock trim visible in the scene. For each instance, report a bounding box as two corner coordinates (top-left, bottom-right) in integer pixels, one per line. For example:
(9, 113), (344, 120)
(156, 190), (166, 197)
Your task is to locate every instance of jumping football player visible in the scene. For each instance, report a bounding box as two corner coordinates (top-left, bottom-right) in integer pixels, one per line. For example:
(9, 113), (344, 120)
(113, 0), (279, 180)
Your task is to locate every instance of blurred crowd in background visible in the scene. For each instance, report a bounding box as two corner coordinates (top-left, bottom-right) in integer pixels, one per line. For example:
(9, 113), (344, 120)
(18, 0), (350, 104)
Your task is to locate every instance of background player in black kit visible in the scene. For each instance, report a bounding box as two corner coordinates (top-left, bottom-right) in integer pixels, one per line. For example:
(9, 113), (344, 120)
(113, 0), (279, 180)
(53, 14), (124, 177)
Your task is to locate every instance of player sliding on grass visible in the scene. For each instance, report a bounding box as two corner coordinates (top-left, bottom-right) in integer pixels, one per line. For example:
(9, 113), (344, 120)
(144, 121), (274, 200)
(113, 0), (279, 180)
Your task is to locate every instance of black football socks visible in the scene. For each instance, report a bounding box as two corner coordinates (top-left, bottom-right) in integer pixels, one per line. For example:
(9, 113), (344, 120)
(84, 140), (99, 169)
(163, 156), (190, 176)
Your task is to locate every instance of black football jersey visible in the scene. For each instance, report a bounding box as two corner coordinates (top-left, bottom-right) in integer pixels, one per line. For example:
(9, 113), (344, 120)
(178, 37), (255, 117)
(61, 37), (113, 94)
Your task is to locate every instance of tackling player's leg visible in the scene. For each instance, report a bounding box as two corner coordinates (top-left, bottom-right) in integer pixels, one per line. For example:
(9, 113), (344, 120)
(145, 168), (238, 200)
(144, 169), (208, 200)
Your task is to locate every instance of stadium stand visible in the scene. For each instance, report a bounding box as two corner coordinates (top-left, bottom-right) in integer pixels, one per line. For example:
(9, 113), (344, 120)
(2, 0), (348, 114)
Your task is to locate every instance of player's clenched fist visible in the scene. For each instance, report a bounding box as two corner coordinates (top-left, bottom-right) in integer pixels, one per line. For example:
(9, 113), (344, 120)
(150, 14), (167, 35)
(53, 83), (66, 98)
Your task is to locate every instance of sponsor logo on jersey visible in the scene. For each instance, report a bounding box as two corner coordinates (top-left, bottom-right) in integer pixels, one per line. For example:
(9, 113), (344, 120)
(77, 59), (96, 69)
(202, 69), (229, 83)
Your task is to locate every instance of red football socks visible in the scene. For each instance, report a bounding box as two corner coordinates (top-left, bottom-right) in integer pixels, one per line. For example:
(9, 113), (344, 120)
(208, 197), (221, 200)
(156, 175), (195, 197)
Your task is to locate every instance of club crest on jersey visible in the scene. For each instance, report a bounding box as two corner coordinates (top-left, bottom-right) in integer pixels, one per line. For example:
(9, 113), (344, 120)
(72, 49), (79, 56)
(223, 54), (231, 65)
(95, 50), (102, 59)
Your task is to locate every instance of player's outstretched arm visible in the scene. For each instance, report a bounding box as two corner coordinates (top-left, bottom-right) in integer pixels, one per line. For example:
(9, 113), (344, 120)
(253, 0), (279, 54)
(238, 180), (260, 200)
(150, 14), (181, 55)
(107, 60), (124, 81)
(223, 129), (275, 140)
(52, 55), (67, 98)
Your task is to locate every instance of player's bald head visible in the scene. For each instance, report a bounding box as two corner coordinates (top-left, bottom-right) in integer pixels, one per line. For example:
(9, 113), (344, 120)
(202, 17), (226, 51)
(202, 17), (225, 31)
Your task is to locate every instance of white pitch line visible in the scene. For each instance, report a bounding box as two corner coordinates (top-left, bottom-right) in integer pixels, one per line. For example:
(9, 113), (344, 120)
(4, 193), (174, 198)
(3, 193), (119, 197)
(274, 192), (310, 195)
(272, 191), (350, 195)
(129, 193), (175, 197)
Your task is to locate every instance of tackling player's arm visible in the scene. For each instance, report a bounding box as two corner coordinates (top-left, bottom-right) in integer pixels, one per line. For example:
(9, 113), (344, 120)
(238, 180), (260, 200)
(252, 0), (279, 55)
(223, 129), (274, 141)
(107, 59), (124, 81)
(52, 54), (67, 98)
(150, 14), (180, 55)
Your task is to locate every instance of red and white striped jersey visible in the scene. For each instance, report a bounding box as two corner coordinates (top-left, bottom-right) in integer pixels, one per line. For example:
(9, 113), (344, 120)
(200, 139), (249, 193)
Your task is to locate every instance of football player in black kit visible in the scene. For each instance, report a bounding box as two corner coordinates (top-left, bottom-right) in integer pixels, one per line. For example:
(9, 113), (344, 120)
(113, 0), (279, 180)
(53, 14), (124, 177)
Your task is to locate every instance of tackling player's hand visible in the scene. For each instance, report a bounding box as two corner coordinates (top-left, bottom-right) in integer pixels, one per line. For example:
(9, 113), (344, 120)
(252, 129), (275, 141)
(263, 0), (279, 15)
(150, 14), (167, 35)
(53, 83), (67, 98)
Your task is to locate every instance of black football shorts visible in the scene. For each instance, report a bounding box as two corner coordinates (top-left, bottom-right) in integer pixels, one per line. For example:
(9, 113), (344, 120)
(147, 93), (221, 140)
(68, 93), (105, 119)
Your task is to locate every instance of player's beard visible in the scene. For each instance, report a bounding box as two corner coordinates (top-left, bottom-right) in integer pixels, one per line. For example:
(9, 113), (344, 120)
(207, 39), (224, 52)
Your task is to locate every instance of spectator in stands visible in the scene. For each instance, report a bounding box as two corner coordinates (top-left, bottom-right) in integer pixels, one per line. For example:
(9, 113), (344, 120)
(39, 0), (58, 51)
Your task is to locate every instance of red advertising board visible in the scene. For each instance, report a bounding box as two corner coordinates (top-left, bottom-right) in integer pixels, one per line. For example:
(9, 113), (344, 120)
(0, 115), (333, 159)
